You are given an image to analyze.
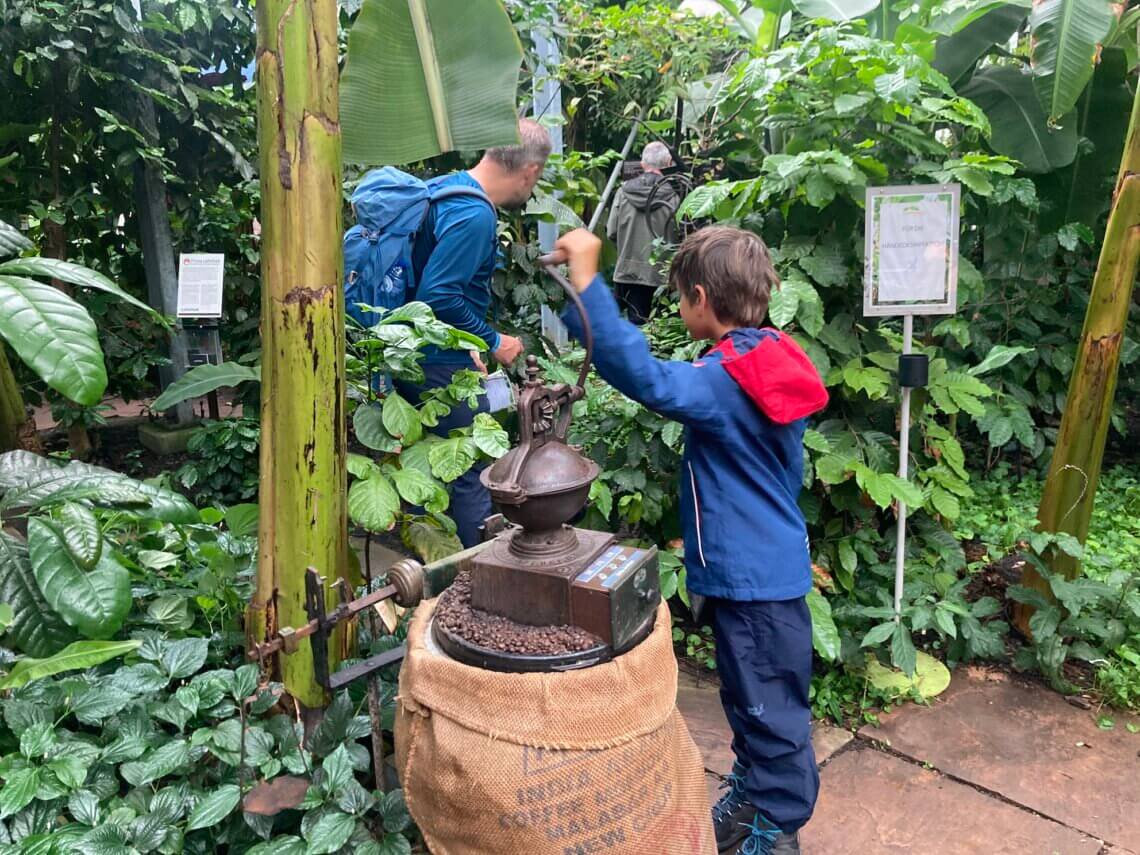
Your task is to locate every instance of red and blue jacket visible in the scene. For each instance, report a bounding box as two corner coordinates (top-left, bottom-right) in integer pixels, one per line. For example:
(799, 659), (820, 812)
(563, 276), (829, 602)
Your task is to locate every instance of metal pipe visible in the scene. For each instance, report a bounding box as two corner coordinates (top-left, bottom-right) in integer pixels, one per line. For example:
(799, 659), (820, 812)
(894, 314), (913, 620)
(588, 106), (647, 233)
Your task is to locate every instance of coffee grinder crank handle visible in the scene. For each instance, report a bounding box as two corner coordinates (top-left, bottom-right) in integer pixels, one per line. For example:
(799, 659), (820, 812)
(539, 256), (593, 393)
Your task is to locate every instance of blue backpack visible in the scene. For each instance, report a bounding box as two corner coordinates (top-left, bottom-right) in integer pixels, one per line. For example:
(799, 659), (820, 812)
(343, 167), (492, 326)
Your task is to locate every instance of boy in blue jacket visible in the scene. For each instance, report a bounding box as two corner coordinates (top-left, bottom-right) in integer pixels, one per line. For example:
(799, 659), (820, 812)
(552, 227), (829, 855)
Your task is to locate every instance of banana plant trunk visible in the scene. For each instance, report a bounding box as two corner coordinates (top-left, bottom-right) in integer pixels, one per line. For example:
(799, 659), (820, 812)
(249, 0), (349, 709)
(1017, 84), (1140, 635)
(0, 347), (24, 453)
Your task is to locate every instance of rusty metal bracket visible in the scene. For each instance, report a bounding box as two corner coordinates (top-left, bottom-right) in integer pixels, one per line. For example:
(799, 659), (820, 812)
(249, 560), (425, 689)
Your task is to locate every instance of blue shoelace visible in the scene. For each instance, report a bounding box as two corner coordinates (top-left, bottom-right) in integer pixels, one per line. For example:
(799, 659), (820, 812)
(711, 771), (747, 825)
(738, 814), (782, 855)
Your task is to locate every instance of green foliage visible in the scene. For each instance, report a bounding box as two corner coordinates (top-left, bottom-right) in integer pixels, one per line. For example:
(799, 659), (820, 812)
(152, 362), (260, 413)
(0, 649), (418, 852)
(177, 418), (261, 507)
(346, 303), (506, 561)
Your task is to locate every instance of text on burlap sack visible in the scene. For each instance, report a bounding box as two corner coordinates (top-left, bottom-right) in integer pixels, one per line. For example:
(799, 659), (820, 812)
(496, 730), (682, 854)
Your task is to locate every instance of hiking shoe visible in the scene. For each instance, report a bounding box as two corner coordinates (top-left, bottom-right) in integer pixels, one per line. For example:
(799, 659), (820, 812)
(732, 814), (801, 855)
(713, 763), (756, 851)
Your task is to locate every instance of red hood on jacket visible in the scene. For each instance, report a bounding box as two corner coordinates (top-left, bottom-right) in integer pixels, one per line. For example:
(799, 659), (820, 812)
(705, 329), (829, 425)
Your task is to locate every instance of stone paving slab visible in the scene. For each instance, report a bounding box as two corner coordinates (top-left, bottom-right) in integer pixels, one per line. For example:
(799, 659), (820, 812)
(799, 747), (1104, 855)
(858, 668), (1140, 848)
(676, 672), (853, 778)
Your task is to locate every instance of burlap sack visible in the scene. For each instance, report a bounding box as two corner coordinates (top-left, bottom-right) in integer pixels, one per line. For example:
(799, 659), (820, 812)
(394, 598), (716, 855)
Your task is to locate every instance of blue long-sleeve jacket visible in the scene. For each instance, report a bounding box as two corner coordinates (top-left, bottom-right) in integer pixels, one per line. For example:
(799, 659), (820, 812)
(412, 172), (500, 363)
(562, 276), (829, 601)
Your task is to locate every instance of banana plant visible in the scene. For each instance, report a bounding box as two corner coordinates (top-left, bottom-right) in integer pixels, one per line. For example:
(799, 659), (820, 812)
(0, 220), (160, 451)
(1017, 84), (1140, 635)
(340, 0), (526, 166)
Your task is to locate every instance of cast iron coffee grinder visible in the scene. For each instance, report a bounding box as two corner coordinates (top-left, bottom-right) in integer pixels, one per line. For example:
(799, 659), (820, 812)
(430, 261), (661, 672)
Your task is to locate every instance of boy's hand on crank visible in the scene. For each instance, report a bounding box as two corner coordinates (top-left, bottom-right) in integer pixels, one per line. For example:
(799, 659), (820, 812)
(551, 229), (602, 293)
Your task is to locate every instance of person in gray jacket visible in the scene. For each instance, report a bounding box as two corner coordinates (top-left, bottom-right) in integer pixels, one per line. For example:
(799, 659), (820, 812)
(606, 141), (680, 324)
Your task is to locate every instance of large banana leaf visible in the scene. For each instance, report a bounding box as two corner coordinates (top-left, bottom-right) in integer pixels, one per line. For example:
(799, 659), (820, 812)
(1029, 0), (1116, 122)
(792, 0), (879, 20)
(151, 361), (260, 411)
(961, 66), (1077, 173)
(0, 531), (77, 658)
(0, 221), (31, 259)
(341, 0), (524, 166)
(0, 274), (107, 406)
(1036, 48), (1133, 230)
(933, 5), (1028, 86)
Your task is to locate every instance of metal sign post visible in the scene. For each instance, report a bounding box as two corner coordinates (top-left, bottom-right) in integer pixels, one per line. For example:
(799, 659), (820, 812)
(863, 184), (960, 620)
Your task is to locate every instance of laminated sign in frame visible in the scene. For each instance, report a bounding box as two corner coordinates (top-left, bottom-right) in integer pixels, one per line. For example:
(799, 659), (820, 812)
(863, 184), (960, 318)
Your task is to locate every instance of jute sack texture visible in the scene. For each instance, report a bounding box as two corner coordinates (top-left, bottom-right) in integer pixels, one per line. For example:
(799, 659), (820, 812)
(394, 598), (716, 855)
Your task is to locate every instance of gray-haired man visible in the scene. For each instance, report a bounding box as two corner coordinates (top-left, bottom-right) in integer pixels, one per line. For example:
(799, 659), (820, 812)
(606, 141), (680, 324)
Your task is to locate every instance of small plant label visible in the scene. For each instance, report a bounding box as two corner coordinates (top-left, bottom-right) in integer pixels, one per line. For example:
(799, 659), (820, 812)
(863, 184), (960, 317)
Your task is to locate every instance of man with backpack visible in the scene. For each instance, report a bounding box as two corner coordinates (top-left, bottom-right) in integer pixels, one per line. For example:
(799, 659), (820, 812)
(346, 119), (552, 548)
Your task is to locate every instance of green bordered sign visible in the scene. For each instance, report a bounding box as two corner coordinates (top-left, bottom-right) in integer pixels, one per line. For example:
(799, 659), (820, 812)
(863, 184), (960, 317)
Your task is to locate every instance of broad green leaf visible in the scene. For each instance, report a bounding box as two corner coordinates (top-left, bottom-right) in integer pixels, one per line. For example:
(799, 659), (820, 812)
(0, 531), (77, 657)
(0, 602), (11, 633)
(186, 784), (240, 831)
(933, 5), (1027, 85)
(967, 345), (1035, 376)
(19, 722), (55, 758)
(58, 502), (101, 569)
(471, 413), (509, 458)
(0, 274), (106, 406)
(27, 519), (130, 639)
(0, 257), (156, 318)
(930, 487), (961, 519)
(348, 474), (401, 532)
(160, 638), (209, 680)
(354, 404), (402, 454)
(137, 549), (179, 571)
(402, 520), (462, 563)
(346, 453), (380, 480)
(119, 739), (190, 787)
(341, 0), (525, 165)
(382, 393), (422, 445)
(390, 467), (448, 513)
(0, 767), (40, 818)
(890, 623), (918, 677)
(146, 596), (193, 631)
(806, 589), (840, 661)
(0, 450), (57, 491)
(303, 810), (356, 854)
(589, 480), (613, 520)
(246, 836), (307, 855)
(427, 436), (477, 482)
(960, 67), (1077, 173)
(71, 685), (136, 725)
(662, 421), (684, 449)
(860, 621), (897, 648)
(321, 745), (355, 795)
(377, 833), (413, 855)
(0, 220), (32, 258)
(1029, 0), (1115, 121)
(791, 0), (879, 19)
(0, 458), (197, 523)
(224, 503), (260, 538)
(68, 790), (101, 825)
(525, 189), (585, 229)
(0, 640), (141, 690)
(151, 362), (260, 412)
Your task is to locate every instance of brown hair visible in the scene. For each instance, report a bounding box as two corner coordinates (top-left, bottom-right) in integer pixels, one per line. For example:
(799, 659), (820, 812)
(668, 226), (779, 327)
